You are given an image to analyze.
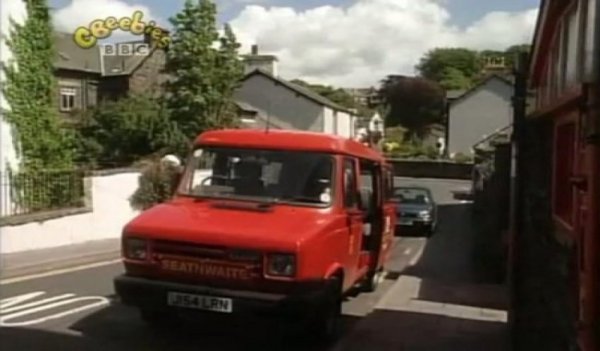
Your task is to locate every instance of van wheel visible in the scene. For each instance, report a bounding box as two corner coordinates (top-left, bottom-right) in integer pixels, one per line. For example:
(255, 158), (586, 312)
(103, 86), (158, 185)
(362, 269), (383, 292)
(308, 277), (342, 344)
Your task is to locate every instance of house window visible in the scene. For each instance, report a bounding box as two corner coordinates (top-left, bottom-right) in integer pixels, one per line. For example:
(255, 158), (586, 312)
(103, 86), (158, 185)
(553, 31), (565, 95)
(553, 121), (576, 226)
(59, 87), (76, 111)
(240, 111), (257, 123)
(564, 5), (581, 87)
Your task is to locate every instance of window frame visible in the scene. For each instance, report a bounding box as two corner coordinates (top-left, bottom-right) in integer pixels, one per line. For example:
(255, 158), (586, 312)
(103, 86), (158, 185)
(552, 115), (578, 229)
(59, 87), (77, 112)
(178, 146), (337, 208)
(343, 157), (359, 209)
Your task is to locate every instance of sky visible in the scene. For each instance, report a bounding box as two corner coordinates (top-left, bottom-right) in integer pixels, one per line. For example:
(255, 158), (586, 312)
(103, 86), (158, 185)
(13, 0), (542, 87)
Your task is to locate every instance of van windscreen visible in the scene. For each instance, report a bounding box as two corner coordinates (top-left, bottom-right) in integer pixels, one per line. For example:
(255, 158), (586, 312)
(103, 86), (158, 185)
(178, 147), (335, 206)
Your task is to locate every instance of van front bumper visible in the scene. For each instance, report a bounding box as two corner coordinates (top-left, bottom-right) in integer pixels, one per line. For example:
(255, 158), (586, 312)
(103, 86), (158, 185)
(113, 274), (330, 317)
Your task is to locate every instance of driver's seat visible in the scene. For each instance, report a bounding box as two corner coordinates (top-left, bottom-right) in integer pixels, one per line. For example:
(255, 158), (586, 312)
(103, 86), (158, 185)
(233, 162), (264, 196)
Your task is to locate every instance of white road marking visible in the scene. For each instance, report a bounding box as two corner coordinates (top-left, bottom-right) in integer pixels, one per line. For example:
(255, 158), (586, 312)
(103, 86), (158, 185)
(1, 293), (75, 314)
(0, 291), (110, 327)
(409, 245), (425, 266)
(0, 291), (46, 310)
(0, 259), (122, 285)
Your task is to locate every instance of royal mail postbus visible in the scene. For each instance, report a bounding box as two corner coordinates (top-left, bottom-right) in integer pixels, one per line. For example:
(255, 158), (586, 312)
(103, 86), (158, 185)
(114, 129), (397, 342)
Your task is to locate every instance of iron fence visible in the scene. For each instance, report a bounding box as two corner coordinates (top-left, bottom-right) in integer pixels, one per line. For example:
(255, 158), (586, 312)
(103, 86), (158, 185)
(0, 169), (87, 218)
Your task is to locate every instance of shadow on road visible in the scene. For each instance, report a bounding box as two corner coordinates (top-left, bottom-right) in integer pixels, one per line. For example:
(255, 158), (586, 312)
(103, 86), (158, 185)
(400, 203), (507, 309)
(0, 302), (362, 351)
(337, 202), (509, 351)
(338, 309), (508, 351)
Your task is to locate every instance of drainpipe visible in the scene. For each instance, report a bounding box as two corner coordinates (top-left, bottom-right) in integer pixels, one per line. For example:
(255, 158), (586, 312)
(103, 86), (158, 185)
(508, 51), (528, 351)
(444, 98), (450, 158)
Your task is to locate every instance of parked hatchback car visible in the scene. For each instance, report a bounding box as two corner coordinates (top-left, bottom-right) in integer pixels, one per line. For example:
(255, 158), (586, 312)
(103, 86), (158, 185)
(393, 186), (437, 237)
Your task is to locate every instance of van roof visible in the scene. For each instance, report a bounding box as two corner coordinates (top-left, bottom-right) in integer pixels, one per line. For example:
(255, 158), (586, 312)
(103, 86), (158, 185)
(195, 129), (385, 162)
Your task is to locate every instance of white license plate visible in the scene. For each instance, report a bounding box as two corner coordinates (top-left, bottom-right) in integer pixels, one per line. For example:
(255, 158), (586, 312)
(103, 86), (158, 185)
(400, 219), (414, 225)
(167, 292), (232, 313)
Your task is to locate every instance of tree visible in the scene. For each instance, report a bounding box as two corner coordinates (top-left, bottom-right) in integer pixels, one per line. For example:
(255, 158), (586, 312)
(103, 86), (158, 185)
(417, 45), (532, 91)
(163, 0), (244, 156)
(378, 76), (445, 142)
(440, 67), (472, 91)
(2, 0), (73, 170)
(213, 23), (245, 127)
(72, 93), (176, 168)
(416, 48), (481, 89)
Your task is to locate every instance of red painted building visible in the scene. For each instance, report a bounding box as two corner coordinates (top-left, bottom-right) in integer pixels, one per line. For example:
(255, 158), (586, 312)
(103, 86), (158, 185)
(528, 0), (600, 350)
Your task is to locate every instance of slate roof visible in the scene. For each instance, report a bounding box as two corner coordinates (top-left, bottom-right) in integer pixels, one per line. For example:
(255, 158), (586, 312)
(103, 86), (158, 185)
(54, 32), (101, 73)
(446, 89), (466, 100)
(448, 74), (513, 106)
(241, 69), (354, 114)
(53, 32), (157, 77)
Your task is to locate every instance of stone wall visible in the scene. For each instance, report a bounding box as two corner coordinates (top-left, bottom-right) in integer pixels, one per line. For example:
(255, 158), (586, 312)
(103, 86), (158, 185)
(128, 48), (168, 96)
(471, 142), (511, 282)
(0, 170), (141, 254)
(512, 117), (578, 351)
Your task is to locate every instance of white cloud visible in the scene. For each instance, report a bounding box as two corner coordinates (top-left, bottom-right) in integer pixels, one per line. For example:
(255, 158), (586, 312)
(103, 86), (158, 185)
(229, 0), (539, 87)
(49, 0), (539, 87)
(52, 0), (164, 41)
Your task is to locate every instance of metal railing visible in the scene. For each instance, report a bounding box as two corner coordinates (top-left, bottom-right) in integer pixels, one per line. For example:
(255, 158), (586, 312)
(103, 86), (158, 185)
(0, 169), (87, 218)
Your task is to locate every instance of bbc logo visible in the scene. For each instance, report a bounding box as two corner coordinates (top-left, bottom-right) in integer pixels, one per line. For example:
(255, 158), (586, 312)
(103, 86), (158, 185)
(100, 43), (150, 56)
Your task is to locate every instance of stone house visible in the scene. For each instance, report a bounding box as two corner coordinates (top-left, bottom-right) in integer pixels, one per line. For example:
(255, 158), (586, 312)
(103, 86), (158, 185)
(510, 0), (600, 351)
(446, 74), (514, 157)
(234, 46), (358, 139)
(53, 32), (168, 120)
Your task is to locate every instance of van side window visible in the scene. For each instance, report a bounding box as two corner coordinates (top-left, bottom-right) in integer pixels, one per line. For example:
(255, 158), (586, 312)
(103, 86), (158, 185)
(384, 168), (394, 200)
(343, 158), (358, 208)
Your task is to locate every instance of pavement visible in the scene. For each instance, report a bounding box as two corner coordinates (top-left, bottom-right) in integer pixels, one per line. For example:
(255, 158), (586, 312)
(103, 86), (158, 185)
(333, 179), (509, 351)
(0, 177), (500, 351)
(0, 238), (121, 282)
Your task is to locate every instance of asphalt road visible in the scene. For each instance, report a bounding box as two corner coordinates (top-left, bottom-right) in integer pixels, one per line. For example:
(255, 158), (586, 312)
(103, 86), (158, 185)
(0, 177), (471, 351)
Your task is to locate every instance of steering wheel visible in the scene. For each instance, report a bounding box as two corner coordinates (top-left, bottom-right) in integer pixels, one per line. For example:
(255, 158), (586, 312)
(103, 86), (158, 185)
(200, 175), (229, 186)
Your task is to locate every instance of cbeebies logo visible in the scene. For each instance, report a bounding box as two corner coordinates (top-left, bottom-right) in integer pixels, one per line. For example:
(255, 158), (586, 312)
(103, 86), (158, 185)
(73, 11), (171, 50)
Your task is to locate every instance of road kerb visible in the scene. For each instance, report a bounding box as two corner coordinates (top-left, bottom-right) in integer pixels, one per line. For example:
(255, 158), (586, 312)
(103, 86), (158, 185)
(0, 251), (121, 285)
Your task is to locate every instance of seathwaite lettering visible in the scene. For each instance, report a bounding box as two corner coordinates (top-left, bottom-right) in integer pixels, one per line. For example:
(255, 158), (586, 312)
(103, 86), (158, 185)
(160, 259), (252, 280)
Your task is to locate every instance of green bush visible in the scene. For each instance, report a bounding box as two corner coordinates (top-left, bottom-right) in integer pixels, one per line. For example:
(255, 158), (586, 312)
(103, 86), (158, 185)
(386, 141), (439, 160)
(72, 94), (187, 169)
(129, 160), (182, 211)
(453, 152), (474, 163)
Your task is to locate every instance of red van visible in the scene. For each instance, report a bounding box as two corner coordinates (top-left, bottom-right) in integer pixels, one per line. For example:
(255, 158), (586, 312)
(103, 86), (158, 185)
(114, 129), (397, 341)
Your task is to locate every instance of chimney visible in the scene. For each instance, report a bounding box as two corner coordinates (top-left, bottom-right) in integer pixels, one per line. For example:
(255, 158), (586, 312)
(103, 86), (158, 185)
(243, 44), (279, 76)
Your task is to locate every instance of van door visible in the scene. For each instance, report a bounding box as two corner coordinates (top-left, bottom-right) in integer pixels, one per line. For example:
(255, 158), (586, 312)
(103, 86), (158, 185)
(379, 165), (396, 268)
(342, 157), (364, 285)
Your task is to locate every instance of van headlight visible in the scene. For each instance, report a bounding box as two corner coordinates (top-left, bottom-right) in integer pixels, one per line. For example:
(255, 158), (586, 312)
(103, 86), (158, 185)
(124, 237), (148, 260)
(266, 253), (296, 277)
(419, 210), (431, 220)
